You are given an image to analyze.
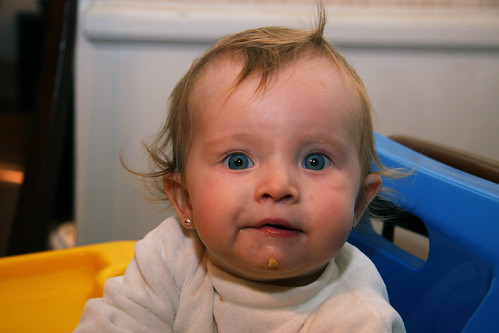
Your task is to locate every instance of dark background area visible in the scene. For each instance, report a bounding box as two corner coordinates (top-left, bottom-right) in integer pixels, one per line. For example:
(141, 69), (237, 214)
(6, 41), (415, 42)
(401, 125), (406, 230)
(0, 0), (74, 256)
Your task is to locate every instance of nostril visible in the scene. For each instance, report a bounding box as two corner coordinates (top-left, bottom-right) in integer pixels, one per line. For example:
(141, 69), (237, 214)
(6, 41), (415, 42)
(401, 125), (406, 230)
(261, 192), (294, 202)
(255, 171), (299, 203)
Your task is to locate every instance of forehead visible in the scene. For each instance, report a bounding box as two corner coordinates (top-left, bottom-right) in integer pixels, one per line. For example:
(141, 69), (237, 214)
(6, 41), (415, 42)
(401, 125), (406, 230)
(189, 53), (361, 139)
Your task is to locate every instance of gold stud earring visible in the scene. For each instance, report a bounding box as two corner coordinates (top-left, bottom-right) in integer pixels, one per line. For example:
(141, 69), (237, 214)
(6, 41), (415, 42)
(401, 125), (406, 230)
(184, 218), (192, 227)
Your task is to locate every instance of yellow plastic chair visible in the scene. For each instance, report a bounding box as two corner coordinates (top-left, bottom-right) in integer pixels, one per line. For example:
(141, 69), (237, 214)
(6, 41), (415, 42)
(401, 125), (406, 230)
(0, 241), (135, 332)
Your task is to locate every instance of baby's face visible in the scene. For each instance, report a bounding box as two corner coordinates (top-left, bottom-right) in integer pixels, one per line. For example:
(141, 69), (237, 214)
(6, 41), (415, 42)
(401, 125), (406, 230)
(179, 55), (379, 285)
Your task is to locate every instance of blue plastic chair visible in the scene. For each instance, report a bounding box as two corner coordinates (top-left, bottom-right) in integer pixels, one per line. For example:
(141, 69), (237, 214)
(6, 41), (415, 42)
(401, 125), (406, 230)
(349, 133), (499, 333)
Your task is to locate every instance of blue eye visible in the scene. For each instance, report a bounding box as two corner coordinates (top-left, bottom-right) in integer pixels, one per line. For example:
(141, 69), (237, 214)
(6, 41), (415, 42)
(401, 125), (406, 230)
(223, 153), (254, 170)
(302, 153), (331, 170)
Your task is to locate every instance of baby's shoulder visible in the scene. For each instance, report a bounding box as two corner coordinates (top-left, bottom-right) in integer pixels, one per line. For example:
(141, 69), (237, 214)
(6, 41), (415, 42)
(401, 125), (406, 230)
(311, 243), (404, 332)
(133, 216), (206, 280)
(334, 242), (388, 296)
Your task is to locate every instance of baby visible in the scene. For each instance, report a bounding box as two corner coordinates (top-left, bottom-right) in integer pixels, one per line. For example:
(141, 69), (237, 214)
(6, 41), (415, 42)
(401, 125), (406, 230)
(75, 8), (405, 333)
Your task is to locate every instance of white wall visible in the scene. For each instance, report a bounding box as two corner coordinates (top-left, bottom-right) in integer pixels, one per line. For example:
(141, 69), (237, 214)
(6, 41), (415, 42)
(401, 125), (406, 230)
(76, 1), (499, 244)
(347, 46), (499, 160)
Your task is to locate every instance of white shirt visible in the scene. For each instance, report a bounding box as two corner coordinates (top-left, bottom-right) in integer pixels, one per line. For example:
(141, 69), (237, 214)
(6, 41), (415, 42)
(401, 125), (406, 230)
(74, 216), (405, 332)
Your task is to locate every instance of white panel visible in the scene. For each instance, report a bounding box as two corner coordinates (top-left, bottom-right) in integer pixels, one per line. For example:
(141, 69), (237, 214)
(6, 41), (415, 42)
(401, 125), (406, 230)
(84, 2), (499, 47)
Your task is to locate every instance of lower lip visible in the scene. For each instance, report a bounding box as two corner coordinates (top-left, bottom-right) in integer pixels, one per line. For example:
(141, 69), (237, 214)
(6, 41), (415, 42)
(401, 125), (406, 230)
(256, 225), (301, 238)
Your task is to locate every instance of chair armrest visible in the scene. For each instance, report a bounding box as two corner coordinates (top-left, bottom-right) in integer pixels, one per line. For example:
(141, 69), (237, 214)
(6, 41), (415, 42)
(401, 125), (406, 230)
(390, 135), (499, 184)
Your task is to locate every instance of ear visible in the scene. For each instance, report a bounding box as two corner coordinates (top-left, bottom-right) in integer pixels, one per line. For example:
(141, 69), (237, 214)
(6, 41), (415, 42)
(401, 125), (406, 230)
(354, 173), (382, 226)
(163, 173), (195, 229)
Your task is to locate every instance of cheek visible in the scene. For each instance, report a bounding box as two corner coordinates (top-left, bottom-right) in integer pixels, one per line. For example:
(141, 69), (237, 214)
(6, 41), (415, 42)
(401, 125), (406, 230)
(190, 176), (236, 210)
(187, 174), (247, 231)
(312, 181), (359, 216)
(307, 184), (358, 242)
(313, 203), (354, 258)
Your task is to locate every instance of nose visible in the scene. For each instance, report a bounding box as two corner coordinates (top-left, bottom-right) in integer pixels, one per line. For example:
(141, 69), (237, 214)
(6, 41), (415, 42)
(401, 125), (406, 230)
(254, 162), (299, 204)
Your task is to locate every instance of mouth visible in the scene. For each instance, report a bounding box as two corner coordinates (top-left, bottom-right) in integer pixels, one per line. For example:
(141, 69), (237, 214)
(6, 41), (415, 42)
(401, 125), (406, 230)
(261, 224), (296, 231)
(249, 218), (302, 237)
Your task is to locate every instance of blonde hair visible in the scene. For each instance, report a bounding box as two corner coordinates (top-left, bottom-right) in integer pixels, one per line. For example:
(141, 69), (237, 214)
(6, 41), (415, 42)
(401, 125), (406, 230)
(137, 6), (387, 200)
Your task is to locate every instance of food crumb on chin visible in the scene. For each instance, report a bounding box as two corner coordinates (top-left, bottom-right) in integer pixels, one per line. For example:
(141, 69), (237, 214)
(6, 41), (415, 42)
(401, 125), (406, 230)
(267, 258), (279, 269)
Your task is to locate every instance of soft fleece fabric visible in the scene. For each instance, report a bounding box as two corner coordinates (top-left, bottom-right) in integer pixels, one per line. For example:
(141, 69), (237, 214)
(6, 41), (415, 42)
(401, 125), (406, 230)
(74, 216), (405, 332)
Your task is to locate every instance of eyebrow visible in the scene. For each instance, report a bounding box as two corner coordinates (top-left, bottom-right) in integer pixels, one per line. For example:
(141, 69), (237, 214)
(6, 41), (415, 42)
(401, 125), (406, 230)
(203, 132), (350, 155)
(301, 134), (350, 154)
(202, 133), (257, 150)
